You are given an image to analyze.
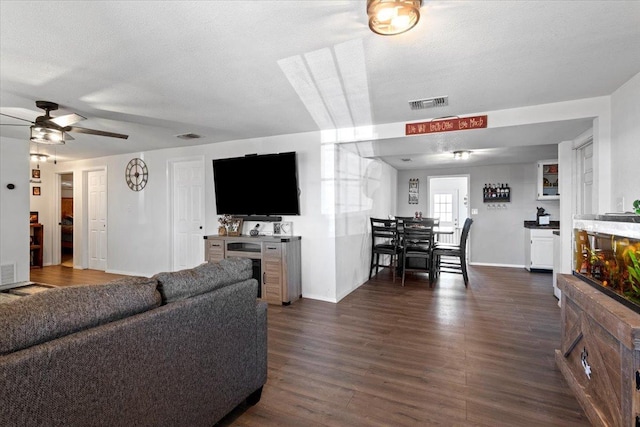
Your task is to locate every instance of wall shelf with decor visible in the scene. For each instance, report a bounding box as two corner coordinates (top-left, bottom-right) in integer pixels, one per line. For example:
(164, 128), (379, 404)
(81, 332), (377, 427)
(482, 183), (511, 203)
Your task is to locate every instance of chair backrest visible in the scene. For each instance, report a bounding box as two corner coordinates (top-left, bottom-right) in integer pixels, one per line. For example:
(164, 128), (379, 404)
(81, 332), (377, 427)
(416, 218), (437, 227)
(370, 217), (398, 244)
(459, 217), (474, 252)
(402, 218), (434, 248)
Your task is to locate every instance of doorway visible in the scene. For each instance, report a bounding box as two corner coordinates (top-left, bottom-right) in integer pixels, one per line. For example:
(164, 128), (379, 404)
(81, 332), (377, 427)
(428, 175), (470, 244)
(60, 173), (74, 267)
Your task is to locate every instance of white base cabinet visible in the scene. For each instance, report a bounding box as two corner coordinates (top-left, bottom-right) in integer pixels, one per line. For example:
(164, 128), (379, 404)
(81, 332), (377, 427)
(525, 228), (554, 271)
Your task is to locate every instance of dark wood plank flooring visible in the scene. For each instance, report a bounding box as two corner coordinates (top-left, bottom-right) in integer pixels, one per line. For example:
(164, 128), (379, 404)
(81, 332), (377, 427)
(222, 266), (589, 426)
(31, 265), (589, 426)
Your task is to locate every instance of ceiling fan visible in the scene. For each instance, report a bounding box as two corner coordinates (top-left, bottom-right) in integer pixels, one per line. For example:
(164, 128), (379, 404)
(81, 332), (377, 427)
(0, 100), (128, 144)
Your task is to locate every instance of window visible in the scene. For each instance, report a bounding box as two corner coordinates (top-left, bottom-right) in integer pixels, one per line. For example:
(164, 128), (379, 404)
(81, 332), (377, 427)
(433, 193), (453, 222)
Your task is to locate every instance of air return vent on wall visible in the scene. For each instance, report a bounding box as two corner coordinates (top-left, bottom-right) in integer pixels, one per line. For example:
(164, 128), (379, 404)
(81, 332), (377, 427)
(408, 96), (449, 110)
(1, 263), (16, 285)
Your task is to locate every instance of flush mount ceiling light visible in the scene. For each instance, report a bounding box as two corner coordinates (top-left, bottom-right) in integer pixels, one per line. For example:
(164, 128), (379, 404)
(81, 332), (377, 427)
(30, 125), (65, 145)
(367, 0), (422, 36)
(453, 150), (471, 160)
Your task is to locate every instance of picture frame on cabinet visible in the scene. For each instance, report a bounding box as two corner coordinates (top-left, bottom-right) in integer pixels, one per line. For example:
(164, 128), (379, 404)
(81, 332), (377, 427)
(273, 221), (292, 236)
(30, 211), (38, 224)
(227, 218), (243, 236)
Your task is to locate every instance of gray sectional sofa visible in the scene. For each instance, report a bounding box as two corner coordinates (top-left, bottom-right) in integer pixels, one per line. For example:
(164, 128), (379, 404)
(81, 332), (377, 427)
(0, 258), (267, 427)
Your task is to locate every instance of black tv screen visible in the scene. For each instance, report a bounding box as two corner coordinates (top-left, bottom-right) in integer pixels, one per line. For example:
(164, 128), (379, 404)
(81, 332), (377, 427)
(212, 152), (300, 216)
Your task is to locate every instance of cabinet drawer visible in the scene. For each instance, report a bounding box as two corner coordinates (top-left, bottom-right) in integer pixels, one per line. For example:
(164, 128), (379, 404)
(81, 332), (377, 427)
(206, 241), (224, 262)
(263, 243), (282, 258)
(529, 229), (554, 238)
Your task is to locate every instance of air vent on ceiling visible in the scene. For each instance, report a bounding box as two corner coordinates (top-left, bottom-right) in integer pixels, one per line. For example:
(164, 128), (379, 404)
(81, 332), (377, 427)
(176, 133), (202, 140)
(409, 96), (449, 110)
(401, 158), (412, 162)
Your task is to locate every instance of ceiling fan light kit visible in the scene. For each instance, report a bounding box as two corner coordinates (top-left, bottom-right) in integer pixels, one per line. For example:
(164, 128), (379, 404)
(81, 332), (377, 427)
(30, 125), (65, 145)
(367, 0), (422, 36)
(0, 100), (129, 144)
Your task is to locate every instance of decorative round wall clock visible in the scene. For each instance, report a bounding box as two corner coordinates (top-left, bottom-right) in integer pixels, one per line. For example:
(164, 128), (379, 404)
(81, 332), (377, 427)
(125, 158), (148, 191)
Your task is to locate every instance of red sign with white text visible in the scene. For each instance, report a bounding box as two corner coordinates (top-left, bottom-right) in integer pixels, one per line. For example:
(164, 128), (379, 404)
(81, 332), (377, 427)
(406, 115), (488, 135)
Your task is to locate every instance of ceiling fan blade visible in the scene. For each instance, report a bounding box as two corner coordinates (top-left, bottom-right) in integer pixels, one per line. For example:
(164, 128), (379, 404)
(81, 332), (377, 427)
(0, 112), (34, 123)
(0, 123), (31, 126)
(49, 113), (86, 127)
(68, 126), (129, 139)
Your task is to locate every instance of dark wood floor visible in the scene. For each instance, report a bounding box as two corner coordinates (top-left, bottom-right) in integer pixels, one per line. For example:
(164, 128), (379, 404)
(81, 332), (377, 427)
(31, 265), (589, 426)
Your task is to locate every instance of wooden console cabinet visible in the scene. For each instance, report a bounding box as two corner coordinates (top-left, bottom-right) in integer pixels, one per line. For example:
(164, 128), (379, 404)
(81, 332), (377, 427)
(204, 235), (301, 305)
(556, 274), (640, 426)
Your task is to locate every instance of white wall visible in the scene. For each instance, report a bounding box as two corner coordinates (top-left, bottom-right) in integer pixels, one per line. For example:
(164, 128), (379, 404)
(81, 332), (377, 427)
(28, 161), (57, 266)
(333, 144), (397, 301)
(0, 137), (30, 282)
(397, 162), (560, 267)
(611, 71), (640, 212)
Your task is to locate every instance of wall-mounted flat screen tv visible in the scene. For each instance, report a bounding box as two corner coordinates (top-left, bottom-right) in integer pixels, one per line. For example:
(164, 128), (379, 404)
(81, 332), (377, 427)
(212, 152), (300, 216)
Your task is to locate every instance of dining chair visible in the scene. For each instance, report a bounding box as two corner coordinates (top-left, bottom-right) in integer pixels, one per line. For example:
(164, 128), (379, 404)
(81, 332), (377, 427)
(369, 217), (402, 282)
(394, 216), (413, 232)
(430, 217), (474, 287)
(401, 218), (435, 286)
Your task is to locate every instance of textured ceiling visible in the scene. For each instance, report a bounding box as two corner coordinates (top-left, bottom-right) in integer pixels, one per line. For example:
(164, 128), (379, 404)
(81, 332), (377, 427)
(1, 1), (639, 168)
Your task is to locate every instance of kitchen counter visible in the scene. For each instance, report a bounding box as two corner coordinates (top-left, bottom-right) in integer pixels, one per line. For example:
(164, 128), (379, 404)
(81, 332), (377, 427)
(523, 220), (560, 229)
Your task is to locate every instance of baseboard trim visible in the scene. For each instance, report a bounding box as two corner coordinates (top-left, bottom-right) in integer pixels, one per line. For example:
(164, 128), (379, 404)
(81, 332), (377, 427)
(470, 262), (525, 269)
(106, 269), (146, 277)
(301, 293), (338, 304)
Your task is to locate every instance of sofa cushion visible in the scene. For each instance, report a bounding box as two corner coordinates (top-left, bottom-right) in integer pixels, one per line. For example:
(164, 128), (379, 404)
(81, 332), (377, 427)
(0, 277), (160, 355)
(153, 258), (253, 304)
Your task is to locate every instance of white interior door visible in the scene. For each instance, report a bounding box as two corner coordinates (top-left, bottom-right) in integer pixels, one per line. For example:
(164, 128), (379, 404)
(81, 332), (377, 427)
(172, 159), (205, 271)
(87, 169), (107, 271)
(429, 176), (469, 244)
